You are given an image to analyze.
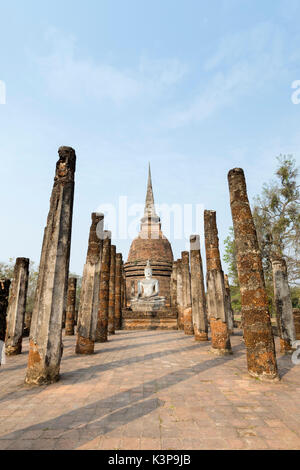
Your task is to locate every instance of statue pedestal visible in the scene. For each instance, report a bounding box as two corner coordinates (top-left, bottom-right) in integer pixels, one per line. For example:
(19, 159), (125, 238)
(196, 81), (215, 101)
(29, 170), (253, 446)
(122, 307), (178, 330)
(131, 297), (166, 313)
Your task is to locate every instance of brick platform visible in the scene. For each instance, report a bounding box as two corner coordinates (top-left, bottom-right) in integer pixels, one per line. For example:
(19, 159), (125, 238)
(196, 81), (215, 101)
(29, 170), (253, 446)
(0, 330), (299, 450)
(122, 308), (178, 330)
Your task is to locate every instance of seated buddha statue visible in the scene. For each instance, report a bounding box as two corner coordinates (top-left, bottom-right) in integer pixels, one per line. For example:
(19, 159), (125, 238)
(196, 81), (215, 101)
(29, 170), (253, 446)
(131, 260), (165, 311)
(137, 260), (160, 299)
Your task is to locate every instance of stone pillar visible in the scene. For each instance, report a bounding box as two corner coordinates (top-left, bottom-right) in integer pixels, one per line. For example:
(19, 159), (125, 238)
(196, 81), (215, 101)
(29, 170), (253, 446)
(228, 168), (278, 380)
(25, 146), (76, 385)
(272, 258), (296, 353)
(76, 213), (103, 355)
(182, 251), (194, 336)
(293, 309), (300, 340)
(65, 277), (77, 336)
(224, 275), (234, 335)
(176, 259), (184, 330)
(170, 261), (178, 308)
(204, 211), (232, 355)
(23, 312), (32, 337)
(108, 245), (116, 335)
(121, 268), (126, 309)
(0, 280), (11, 365)
(5, 258), (30, 355)
(96, 231), (111, 343)
(115, 253), (123, 330)
(190, 235), (208, 341)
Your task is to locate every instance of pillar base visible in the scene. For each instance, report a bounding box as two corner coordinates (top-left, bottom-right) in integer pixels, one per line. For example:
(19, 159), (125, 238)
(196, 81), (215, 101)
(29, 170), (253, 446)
(248, 370), (280, 382)
(5, 344), (22, 356)
(194, 329), (209, 342)
(95, 337), (108, 343)
(184, 307), (194, 336)
(210, 347), (233, 356)
(280, 338), (294, 354)
(75, 335), (95, 355)
(25, 340), (61, 386)
(210, 318), (232, 353)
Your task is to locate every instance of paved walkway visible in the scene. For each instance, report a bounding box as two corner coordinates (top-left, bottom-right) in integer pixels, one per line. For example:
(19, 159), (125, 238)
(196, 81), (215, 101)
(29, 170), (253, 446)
(0, 330), (299, 450)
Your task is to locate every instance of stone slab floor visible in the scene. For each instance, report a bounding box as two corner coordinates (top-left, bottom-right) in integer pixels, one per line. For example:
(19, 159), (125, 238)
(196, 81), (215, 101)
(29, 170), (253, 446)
(0, 329), (299, 450)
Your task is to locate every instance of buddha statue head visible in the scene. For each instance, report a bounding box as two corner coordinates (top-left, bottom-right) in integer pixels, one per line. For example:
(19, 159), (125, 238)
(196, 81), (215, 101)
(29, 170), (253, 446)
(144, 260), (152, 280)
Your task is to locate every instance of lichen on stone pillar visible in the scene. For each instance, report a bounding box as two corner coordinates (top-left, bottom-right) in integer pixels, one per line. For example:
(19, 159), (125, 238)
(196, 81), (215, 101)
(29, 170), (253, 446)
(114, 253), (123, 330)
(76, 213), (104, 354)
(5, 258), (29, 355)
(108, 245), (116, 335)
(96, 231), (111, 343)
(272, 257), (296, 354)
(224, 274), (234, 335)
(65, 277), (77, 336)
(228, 168), (278, 380)
(25, 146), (76, 385)
(204, 211), (232, 355)
(190, 235), (208, 341)
(181, 251), (194, 336)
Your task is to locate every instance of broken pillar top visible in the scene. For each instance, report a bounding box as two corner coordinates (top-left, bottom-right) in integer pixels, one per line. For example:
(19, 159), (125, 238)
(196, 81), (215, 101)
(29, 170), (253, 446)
(55, 146), (76, 182)
(15, 258), (30, 266)
(190, 234), (200, 251)
(227, 168), (249, 204)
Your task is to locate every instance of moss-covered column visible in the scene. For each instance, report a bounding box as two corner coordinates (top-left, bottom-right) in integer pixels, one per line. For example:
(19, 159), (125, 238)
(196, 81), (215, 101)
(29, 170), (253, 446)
(0, 280), (11, 365)
(182, 251), (194, 336)
(5, 258), (29, 355)
(108, 245), (116, 335)
(204, 210), (232, 355)
(272, 258), (296, 353)
(96, 231), (111, 343)
(228, 168), (278, 380)
(114, 253), (123, 330)
(190, 235), (208, 341)
(65, 277), (77, 336)
(25, 146), (76, 385)
(76, 213), (103, 354)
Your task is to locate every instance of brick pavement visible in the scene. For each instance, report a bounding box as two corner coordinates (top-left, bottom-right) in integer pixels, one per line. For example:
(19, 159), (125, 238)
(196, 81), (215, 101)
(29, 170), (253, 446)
(0, 330), (299, 450)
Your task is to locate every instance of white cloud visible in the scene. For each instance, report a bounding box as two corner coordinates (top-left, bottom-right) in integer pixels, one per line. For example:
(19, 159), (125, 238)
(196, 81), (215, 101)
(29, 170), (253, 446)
(36, 29), (187, 105)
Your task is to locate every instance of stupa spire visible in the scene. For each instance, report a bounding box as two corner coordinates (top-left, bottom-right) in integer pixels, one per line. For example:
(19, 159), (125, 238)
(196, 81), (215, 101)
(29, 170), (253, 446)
(144, 163), (158, 218)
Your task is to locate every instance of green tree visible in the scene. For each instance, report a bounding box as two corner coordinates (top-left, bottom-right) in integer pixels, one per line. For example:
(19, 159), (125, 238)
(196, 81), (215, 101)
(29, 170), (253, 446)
(252, 155), (300, 286)
(223, 228), (241, 312)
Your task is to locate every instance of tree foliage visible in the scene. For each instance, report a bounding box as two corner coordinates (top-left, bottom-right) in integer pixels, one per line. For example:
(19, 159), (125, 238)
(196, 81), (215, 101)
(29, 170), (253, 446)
(223, 155), (300, 310)
(252, 155), (300, 285)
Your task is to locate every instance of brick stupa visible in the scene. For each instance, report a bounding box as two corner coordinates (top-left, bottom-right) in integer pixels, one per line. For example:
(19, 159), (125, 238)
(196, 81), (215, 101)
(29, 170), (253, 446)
(123, 165), (177, 329)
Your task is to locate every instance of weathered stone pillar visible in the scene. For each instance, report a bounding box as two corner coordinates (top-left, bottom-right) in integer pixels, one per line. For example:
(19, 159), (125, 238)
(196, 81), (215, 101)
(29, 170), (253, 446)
(182, 251), (194, 336)
(25, 146), (76, 385)
(272, 258), (296, 353)
(76, 213), (103, 354)
(115, 253), (123, 330)
(23, 311), (32, 337)
(5, 258), (30, 355)
(65, 277), (77, 336)
(108, 245), (116, 335)
(228, 168), (278, 380)
(0, 280), (11, 365)
(204, 211), (232, 355)
(190, 235), (208, 341)
(96, 231), (111, 343)
(293, 309), (300, 340)
(176, 259), (184, 330)
(170, 261), (178, 308)
(224, 275), (234, 335)
(121, 268), (126, 310)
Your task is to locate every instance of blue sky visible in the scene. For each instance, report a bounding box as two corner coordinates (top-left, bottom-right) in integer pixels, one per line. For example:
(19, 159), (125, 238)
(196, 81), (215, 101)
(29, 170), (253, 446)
(0, 0), (299, 275)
